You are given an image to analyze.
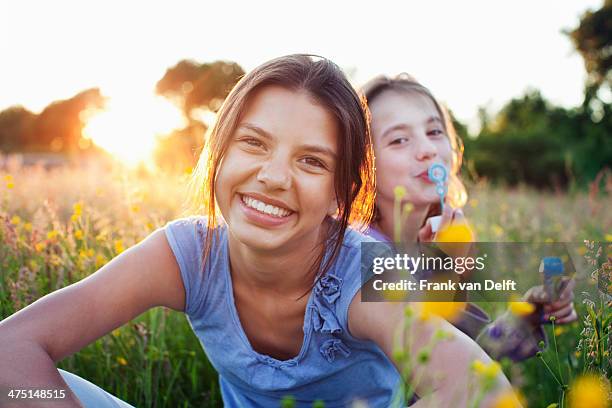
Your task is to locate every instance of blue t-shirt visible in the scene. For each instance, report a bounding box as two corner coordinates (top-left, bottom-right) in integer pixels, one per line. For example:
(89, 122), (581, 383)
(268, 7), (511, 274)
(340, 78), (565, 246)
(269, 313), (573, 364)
(163, 216), (402, 407)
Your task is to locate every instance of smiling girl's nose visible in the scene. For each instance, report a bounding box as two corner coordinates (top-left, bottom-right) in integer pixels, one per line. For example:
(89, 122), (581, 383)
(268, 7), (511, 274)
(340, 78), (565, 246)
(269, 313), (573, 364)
(256, 155), (292, 190)
(414, 135), (437, 161)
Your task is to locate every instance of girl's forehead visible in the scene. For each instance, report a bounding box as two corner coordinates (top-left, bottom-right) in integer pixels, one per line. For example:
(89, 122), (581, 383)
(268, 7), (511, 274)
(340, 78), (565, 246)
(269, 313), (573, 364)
(370, 90), (441, 132)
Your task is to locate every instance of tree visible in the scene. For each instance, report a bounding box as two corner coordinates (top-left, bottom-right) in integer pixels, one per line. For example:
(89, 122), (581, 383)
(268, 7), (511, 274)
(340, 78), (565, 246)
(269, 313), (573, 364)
(568, 0), (612, 103)
(156, 59), (244, 119)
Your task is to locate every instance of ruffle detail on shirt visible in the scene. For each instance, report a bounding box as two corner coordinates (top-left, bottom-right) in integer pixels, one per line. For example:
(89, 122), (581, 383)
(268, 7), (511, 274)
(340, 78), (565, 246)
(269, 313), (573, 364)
(319, 338), (351, 363)
(312, 273), (351, 363)
(311, 273), (343, 334)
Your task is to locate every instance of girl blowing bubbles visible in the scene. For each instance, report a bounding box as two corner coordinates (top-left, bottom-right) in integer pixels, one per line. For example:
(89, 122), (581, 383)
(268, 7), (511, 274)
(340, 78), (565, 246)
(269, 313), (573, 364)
(361, 74), (577, 361)
(0, 55), (514, 407)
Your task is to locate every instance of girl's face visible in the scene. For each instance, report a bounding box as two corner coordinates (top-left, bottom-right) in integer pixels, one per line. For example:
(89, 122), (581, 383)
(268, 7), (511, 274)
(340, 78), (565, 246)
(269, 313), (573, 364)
(215, 85), (338, 253)
(369, 90), (452, 207)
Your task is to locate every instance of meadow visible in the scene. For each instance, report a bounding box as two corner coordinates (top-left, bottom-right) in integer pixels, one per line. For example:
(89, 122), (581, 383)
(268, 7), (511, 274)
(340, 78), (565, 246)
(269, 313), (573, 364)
(0, 157), (610, 407)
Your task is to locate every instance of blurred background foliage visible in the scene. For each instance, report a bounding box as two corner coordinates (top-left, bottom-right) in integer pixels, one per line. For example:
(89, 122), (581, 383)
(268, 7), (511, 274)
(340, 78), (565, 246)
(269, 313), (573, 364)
(0, 1), (610, 189)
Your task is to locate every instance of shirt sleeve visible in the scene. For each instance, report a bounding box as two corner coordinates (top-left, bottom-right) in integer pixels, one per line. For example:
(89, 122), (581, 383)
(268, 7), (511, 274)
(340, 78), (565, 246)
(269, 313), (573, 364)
(163, 217), (209, 316)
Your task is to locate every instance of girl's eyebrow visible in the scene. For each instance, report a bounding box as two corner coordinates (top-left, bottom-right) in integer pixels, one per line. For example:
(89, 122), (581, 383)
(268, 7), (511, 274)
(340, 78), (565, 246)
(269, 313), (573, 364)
(238, 122), (336, 160)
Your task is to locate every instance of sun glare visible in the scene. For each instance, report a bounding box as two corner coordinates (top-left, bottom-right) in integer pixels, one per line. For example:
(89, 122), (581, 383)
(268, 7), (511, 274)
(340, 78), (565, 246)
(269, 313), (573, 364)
(83, 94), (185, 166)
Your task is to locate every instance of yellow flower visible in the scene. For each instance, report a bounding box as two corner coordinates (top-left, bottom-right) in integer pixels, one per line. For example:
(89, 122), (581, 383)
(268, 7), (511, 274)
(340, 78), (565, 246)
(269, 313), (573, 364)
(491, 224), (504, 238)
(95, 254), (106, 269)
(419, 302), (466, 322)
(146, 221), (154, 230)
(509, 301), (535, 316)
(554, 326), (566, 336)
(10, 215), (21, 225)
(402, 202), (414, 215)
(79, 249), (88, 259)
(130, 204), (140, 213)
(545, 237), (554, 243)
(605, 233), (612, 242)
(6, 182), (14, 189)
(436, 221), (474, 243)
(70, 214), (79, 223)
(568, 375), (610, 408)
(49, 254), (62, 266)
(73, 201), (83, 217)
(471, 359), (501, 380)
(112, 329), (121, 337)
(492, 389), (526, 408)
(393, 185), (407, 200)
(116, 356), (128, 366)
(114, 240), (124, 254)
(74, 229), (84, 240)
(47, 230), (59, 241)
(23, 222), (32, 232)
(577, 246), (587, 256)
(87, 248), (94, 257)
(35, 242), (46, 252)
(3, 175), (13, 182)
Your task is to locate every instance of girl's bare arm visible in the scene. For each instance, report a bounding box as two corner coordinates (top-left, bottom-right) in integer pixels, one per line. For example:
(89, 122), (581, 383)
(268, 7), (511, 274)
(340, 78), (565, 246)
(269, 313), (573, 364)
(348, 293), (519, 407)
(0, 229), (185, 407)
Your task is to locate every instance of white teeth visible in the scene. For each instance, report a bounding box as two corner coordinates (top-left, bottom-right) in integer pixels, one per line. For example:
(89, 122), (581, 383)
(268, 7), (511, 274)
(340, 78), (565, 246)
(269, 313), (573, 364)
(241, 195), (292, 218)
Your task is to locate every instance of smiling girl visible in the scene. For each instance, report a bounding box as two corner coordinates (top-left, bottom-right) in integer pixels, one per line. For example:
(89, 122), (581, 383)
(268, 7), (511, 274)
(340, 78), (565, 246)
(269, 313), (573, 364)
(0, 56), (513, 407)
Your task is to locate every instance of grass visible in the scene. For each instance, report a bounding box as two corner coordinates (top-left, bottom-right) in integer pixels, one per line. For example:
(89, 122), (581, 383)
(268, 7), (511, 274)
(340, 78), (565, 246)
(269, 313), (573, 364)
(0, 160), (610, 407)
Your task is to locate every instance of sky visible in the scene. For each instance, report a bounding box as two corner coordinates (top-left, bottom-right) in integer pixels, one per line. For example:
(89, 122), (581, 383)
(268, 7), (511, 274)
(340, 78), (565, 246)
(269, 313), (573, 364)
(0, 0), (601, 135)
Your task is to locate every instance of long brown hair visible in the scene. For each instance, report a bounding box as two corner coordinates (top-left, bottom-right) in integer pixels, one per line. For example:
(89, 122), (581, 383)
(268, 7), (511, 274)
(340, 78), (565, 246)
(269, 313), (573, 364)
(188, 54), (376, 285)
(361, 74), (467, 222)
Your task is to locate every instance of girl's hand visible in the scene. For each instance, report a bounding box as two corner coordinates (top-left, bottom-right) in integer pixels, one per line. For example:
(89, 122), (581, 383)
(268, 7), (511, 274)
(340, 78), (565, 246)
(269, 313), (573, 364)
(522, 277), (577, 325)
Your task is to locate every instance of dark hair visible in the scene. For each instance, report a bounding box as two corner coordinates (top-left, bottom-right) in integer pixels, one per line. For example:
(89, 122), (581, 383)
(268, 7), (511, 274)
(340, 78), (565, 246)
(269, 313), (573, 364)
(360, 74), (467, 222)
(188, 54), (376, 287)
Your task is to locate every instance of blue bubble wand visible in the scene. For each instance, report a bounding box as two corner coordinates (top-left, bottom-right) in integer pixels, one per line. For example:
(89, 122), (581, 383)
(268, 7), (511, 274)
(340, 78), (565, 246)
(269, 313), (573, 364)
(428, 163), (448, 211)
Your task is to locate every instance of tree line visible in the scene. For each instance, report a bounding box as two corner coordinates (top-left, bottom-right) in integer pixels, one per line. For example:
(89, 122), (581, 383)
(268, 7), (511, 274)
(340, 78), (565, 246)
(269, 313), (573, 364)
(0, 1), (609, 188)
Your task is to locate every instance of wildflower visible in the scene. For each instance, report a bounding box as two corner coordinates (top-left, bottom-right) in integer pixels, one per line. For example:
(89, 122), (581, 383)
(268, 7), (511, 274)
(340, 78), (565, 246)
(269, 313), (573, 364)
(73, 201), (83, 217)
(10, 215), (21, 225)
(87, 248), (94, 257)
(112, 329), (121, 337)
(605, 233), (612, 242)
(130, 204), (140, 213)
(393, 185), (407, 200)
(95, 254), (106, 269)
(49, 254), (62, 266)
(79, 249), (88, 260)
(6, 181), (14, 189)
(403, 202), (414, 215)
(3, 174), (13, 182)
(554, 326), (566, 336)
(74, 229), (84, 240)
(419, 302), (465, 322)
(508, 301), (535, 316)
(472, 359), (501, 380)
(492, 389), (525, 408)
(146, 221), (154, 230)
(114, 240), (124, 254)
(47, 230), (59, 241)
(436, 221), (474, 243)
(23, 222), (32, 232)
(568, 374), (610, 408)
(35, 242), (46, 252)
(491, 224), (504, 238)
(70, 214), (79, 223)
(116, 357), (128, 366)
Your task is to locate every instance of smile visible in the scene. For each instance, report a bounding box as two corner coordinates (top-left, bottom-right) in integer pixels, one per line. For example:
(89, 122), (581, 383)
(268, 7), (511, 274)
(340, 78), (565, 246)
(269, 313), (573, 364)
(240, 194), (293, 218)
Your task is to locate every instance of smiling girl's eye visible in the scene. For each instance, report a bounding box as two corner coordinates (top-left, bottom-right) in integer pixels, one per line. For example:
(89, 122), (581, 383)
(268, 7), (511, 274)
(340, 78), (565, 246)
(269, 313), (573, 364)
(300, 156), (327, 169)
(389, 136), (410, 146)
(427, 129), (445, 138)
(238, 136), (265, 149)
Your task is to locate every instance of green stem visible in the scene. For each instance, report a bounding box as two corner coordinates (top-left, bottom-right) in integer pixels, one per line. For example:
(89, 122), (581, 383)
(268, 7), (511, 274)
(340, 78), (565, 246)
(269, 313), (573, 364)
(538, 355), (563, 387)
(551, 320), (565, 384)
